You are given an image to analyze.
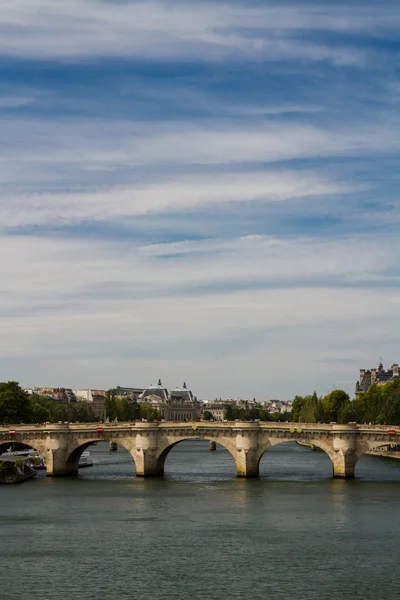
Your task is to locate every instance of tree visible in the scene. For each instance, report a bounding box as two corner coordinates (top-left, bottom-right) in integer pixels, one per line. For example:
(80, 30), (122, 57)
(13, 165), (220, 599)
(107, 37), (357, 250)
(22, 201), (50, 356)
(322, 390), (350, 423)
(30, 402), (50, 423)
(203, 410), (213, 421)
(291, 395), (306, 422)
(357, 379), (400, 425)
(290, 392), (324, 423)
(104, 388), (118, 421)
(0, 382), (31, 424)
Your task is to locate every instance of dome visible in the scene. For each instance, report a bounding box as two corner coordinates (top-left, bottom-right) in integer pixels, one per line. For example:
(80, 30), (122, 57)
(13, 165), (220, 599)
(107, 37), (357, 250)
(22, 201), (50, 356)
(139, 379), (168, 401)
(169, 383), (195, 402)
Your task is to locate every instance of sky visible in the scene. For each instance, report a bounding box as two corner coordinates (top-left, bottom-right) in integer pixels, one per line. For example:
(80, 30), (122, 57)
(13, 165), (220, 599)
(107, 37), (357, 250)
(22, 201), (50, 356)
(1, 0), (400, 399)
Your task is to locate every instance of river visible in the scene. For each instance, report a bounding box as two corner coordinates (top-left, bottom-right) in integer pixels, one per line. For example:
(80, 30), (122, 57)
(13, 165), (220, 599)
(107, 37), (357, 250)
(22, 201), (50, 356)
(1, 441), (400, 600)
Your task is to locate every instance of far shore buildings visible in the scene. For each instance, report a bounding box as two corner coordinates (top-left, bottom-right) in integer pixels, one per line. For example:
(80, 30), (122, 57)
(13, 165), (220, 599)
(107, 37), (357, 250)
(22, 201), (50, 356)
(139, 380), (201, 421)
(201, 401), (230, 421)
(25, 387), (107, 417)
(24, 381), (292, 421)
(356, 362), (399, 397)
(25, 387), (77, 404)
(74, 389), (107, 418)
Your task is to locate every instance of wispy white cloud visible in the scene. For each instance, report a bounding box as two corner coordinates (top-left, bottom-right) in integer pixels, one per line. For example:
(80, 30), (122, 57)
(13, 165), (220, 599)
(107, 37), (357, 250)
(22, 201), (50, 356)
(1, 0), (399, 397)
(1, 232), (400, 395)
(0, 170), (359, 228)
(3, 117), (399, 172)
(1, 1), (396, 65)
(1, 232), (399, 312)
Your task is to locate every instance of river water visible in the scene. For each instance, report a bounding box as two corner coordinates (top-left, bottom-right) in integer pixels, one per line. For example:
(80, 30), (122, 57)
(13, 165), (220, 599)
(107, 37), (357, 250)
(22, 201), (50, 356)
(1, 441), (400, 600)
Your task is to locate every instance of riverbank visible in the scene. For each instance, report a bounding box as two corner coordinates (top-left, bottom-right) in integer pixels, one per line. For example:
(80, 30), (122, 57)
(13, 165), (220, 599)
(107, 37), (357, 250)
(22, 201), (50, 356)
(296, 441), (400, 461)
(365, 450), (400, 460)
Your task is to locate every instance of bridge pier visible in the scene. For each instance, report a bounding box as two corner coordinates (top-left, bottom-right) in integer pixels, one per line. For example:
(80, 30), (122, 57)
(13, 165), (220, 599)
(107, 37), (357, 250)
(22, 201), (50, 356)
(45, 449), (77, 477)
(134, 427), (164, 476)
(234, 425), (261, 477)
(134, 449), (164, 476)
(332, 432), (357, 478)
(332, 451), (356, 478)
(235, 449), (259, 477)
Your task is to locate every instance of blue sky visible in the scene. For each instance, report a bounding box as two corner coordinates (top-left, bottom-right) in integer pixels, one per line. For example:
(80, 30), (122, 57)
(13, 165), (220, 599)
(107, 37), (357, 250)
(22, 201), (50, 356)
(1, 0), (400, 398)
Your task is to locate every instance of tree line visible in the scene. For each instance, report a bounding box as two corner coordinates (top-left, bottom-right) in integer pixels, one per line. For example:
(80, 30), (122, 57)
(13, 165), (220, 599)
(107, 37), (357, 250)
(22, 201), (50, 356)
(0, 382), (97, 424)
(2, 379), (400, 425)
(103, 389), (161, 422)
(292, 379), (400, 425)
(218, 405), (291, 422)
(0, 382), (161, 424)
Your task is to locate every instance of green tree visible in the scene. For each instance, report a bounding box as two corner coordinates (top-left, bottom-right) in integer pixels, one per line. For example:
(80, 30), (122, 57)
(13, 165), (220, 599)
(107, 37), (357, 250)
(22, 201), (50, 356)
(322, 390), (350, 423)
(202, 410), (214, 421)
(0, 382), (31, 424)
(290, 392), (324, 423)
(138, 405), (161, 421)
(30, 402), (50, 423)
(356, 379), (400, 425)
(104, 388), (118, 421)
(291, 395), (306, 422)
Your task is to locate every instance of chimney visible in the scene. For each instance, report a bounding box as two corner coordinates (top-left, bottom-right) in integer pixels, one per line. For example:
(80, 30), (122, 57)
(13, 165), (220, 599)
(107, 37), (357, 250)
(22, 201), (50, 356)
(371, 368), (377, 384)
(393, 364), (399, 378)
(359, 369), (365, 383)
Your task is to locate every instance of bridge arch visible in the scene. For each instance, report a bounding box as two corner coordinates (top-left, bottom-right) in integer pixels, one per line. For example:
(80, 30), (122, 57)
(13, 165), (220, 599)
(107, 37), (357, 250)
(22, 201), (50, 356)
(354, 439), (400, 465)
(256, 438), (338, 477)
(0, 441), (35, 455)
(0, 438), (51, 469)
(154, 435), (237, 476)
(65, 437), (137, 475)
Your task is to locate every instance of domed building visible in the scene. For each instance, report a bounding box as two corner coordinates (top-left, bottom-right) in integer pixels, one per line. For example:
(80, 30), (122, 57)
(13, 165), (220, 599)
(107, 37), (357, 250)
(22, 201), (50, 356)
(138, 379), (168, 402)
(139, 380), (201, 421)
(165, 382), (201, 421)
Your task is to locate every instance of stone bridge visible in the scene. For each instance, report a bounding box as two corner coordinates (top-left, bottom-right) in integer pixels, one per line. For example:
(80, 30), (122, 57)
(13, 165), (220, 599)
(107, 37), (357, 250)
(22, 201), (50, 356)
(1, 421), (399, 478)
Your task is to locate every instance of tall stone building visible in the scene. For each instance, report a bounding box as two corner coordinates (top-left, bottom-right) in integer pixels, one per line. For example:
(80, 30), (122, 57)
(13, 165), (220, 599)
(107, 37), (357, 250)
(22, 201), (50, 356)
(356, 362), (399, 397)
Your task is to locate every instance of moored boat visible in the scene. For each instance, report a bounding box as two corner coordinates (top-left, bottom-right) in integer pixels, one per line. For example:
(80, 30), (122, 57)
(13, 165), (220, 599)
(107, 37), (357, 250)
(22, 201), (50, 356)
(0, 456), (37, 484)
(1, 447), (46, 469)
(78, 451), (94, 468)
(1, 447), (93, 470)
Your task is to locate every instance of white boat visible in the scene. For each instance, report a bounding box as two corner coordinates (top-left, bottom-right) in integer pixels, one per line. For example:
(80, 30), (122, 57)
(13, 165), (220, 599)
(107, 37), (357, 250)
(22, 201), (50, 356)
(1, 447), (93, 470)
(1, 447), (46, 469)
(78, 451), (94, 468)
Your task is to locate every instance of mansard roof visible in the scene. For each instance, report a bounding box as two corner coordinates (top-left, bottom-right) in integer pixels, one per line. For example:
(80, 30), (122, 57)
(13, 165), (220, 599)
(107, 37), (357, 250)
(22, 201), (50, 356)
(358, 363), (399, 392)
(139, 380), (168, 400)
(169, 385), (195, 402)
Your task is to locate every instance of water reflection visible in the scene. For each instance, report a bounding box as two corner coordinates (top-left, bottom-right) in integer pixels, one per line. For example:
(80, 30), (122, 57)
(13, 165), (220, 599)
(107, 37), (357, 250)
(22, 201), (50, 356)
(259, 441), (333, 481)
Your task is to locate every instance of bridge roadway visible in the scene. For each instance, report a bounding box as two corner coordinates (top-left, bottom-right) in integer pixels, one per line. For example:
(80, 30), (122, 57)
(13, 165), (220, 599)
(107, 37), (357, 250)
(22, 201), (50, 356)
(0, 421), (398, 478)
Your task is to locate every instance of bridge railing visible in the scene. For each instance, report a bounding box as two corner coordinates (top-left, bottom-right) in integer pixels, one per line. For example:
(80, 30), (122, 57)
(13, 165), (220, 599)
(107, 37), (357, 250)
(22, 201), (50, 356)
(0, 421), (399, 433)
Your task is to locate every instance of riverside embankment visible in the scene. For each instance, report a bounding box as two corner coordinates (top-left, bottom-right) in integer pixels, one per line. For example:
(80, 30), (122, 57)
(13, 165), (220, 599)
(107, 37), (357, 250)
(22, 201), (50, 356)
(366, 450), (400, 460)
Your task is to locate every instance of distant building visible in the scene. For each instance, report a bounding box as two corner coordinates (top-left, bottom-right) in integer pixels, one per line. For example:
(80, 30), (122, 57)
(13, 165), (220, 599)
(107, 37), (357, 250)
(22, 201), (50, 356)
(114, 386), (144, 400)
(74, 389), (106, 418)
(201, 402), (229, 421)
(139, 380), (201, 421)
(138, 380), (169, 402)
(164, 384), (202, 421)
(356, 362), (399, 397)
(25, 387), (77, 404)
(268, 400), (293, 414)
